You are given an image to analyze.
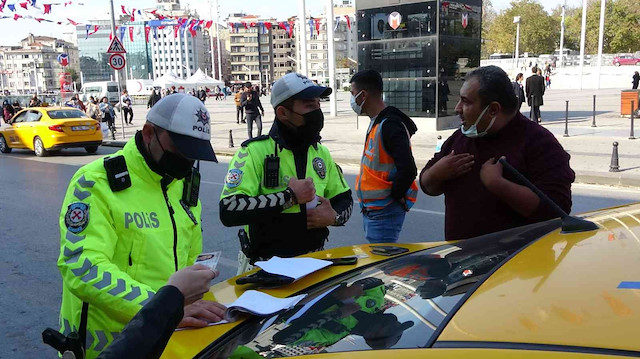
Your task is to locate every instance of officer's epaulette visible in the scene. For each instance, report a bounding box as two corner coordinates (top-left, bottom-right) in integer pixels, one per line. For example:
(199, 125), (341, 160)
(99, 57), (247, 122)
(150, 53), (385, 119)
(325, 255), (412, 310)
(241, 135), (270, 147)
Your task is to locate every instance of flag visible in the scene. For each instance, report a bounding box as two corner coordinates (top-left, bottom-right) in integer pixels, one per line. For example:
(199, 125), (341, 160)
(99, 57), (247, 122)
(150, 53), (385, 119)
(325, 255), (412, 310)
(130, 8), (135, 21)
(204, 20), (212, 29)
(334, 16), (340, 31)
(315, 18), (320, 35)
(173, 25), (179, 38)
(144, 26), (150, 42)
(119, 25), (125, 41)
(7, 4), (14, 11)
(85, 24), (90, 39)
(30, 0), (36, 5)
(188, 19), (197, 37)
(265, 22), (272, 31)
(152, 26), (157, 39)
(308, 19), (313, 39)
(67, 18), (78, 25)
(284, 21), (292, 38)
(197, 19), (204, 29)
(278, 22), (286, 31)
(345, 15), (351, 30)
(89, 25), (99, 35)
(129, 26), (133, 41)
(43, 3), (50, 13)
(19, 2), (27, 9)
(120, 5), (126, 14)
(13, 13), (21, 20)
(242, 22), (248, 30)
(35, 17), (45, 22)
(109, 32), (112, 41)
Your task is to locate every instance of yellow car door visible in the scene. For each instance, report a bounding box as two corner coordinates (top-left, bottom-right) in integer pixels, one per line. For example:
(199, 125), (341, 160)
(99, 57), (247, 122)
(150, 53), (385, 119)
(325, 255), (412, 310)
(6, 110), (30, 148)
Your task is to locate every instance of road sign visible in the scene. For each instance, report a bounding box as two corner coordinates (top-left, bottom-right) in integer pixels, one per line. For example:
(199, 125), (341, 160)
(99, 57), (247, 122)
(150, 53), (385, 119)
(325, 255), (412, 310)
(107, 36), (126, 54)
(109, 54), (126, 71)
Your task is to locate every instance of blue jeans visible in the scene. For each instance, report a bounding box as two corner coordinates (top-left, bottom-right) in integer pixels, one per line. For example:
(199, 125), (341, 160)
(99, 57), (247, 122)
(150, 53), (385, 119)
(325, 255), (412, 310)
(362, 202), (407, 243)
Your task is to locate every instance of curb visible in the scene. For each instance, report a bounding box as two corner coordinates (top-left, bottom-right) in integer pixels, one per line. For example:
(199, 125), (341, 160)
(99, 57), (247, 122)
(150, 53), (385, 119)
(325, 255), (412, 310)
(100, 141), (640, 188)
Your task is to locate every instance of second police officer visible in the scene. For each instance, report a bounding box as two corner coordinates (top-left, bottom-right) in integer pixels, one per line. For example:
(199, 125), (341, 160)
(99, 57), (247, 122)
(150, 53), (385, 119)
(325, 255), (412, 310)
(220, 73), (353, 272)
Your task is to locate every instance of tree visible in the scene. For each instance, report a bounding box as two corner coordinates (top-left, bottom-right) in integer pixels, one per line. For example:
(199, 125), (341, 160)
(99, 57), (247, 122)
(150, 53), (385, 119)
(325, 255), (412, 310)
(487, 0), (558, 55)
(481, 0), (498, 58)
(336, 57), (357, 74)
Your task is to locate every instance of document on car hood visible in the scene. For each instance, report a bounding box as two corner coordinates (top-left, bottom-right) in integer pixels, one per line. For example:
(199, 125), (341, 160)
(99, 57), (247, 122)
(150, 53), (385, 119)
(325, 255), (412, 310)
(254, 256), (333, 280)
(224, 290), (307, 322)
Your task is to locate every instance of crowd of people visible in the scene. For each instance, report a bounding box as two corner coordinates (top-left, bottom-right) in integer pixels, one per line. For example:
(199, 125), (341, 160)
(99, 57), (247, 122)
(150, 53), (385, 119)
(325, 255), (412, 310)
(46, 65), (577, 359)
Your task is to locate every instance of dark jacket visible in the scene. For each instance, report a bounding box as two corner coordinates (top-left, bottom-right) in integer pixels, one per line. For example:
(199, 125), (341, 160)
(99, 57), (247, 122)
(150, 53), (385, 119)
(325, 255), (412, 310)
(241, 90), (264, 114)
(632, 73), (640, 89)
(147, 92), (161, 108)
(96, 285), (184, 359)
(512, 81), (525, 105)
(199, 89), (207, 102)
(525, 74), (545, 107)
(374, 106), (419, 200)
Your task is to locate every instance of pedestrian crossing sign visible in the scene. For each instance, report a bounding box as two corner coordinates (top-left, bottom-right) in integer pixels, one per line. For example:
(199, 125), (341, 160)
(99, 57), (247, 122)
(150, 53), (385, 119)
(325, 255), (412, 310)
(107, 36), (126, 54)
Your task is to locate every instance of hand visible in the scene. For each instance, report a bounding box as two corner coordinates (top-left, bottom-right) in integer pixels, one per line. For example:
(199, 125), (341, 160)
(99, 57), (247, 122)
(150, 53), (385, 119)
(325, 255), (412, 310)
(429, 150), (474, 182)
(167, 264), (217, 305)
(306, 196), (337, 229)
(260, 110), (264, 116)
(480, 156), (506, 192)
(398, 197), (409, 212)
(178, 299), (227, 328)
(288, 177), (316, 204)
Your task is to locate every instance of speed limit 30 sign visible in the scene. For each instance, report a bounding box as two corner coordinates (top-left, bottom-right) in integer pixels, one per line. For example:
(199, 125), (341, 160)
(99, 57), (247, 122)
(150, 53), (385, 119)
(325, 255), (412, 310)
(109, 54), (126, 71)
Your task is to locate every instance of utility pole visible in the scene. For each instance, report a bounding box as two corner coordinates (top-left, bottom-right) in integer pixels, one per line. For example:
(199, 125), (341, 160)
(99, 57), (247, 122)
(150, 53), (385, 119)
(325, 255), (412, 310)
(596, 0), (606, 89)
(209, 0), (216, 79)
(215, 0), (222, 81)
(326, 0), (337, 117)
(298, 0), (308, 76)
(109, 0), (125, 138)
(578, 0), (587, 89)
(513, 16), (521, 71)
(559, 4), (565, 67)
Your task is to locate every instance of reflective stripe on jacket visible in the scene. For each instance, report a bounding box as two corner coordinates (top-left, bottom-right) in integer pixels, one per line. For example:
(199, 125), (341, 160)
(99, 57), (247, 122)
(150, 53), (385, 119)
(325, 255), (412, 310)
(356, 118), (418, 211)
(57, 136), (202, 358)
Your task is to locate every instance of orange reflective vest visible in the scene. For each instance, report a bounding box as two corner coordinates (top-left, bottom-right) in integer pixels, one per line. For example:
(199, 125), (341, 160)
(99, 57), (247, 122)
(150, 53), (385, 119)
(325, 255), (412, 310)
(356, 118), (418, 210)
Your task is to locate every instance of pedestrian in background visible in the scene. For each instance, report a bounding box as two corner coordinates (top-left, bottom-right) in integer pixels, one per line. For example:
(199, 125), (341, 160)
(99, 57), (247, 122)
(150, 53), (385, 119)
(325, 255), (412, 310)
(526, 66), (545, 123)
(632, 71), (639, 90)
(512, 73), (525, 111)
(350, 69), (418, 244)
(147, 89), (161, 109)
(86, 97), (102, 122)
(99, 96), (116, 138)
(121, 90), (133, 125)
(241, 83), (264, 139)
(234, 87), (245, 124)
(2, 100), (15, 123)
(73, 93), (86, 112)
(199, 86), (207, 103)
(28, 93), (42, 107)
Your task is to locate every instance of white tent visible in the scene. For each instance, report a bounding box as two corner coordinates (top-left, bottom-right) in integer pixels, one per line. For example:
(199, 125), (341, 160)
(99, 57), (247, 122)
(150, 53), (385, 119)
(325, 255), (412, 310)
(186, 69), (224, 88)
(153, 72), (189, 88)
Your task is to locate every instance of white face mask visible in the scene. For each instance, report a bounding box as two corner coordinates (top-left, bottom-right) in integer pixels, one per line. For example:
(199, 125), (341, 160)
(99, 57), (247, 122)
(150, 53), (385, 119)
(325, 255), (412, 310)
(460, 104), (496, 138)
(350, 90), (365, 115)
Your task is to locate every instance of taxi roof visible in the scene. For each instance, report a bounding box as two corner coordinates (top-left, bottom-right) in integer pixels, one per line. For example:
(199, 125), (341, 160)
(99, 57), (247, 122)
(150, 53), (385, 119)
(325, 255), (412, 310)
(437, 202), (640, 353)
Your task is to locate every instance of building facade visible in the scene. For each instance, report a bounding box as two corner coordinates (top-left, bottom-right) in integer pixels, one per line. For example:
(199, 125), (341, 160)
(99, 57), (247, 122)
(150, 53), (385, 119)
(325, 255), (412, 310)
(149, 19), (207, 80)
(356, 0), (482, 125)
(0, 34), (79, 94)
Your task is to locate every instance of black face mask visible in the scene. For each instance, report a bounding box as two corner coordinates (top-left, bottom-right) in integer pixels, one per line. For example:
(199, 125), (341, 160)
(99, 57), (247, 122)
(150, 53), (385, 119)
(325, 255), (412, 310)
(288, 108), (324, 144)
(151, 129), (194, 179)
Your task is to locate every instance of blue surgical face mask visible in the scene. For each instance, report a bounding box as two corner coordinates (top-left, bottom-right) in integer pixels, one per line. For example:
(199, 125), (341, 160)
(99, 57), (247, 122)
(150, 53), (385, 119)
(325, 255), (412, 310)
(350, 90), (365, 115)
(460, 104), (496, 138)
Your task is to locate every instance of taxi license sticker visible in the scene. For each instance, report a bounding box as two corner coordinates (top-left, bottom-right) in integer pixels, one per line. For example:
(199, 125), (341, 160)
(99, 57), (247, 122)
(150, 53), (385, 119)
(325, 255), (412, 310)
(312, 157), (326, 179)
(226, 169), (243, 188)
(65, 202), (89, 234)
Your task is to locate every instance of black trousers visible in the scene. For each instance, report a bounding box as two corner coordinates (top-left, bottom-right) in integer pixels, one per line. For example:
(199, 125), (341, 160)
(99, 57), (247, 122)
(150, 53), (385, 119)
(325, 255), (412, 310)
(530, 106), (541, 122)
(123, 107), (133, 124)
(236, 106), (244, 123)
(246, 113), (262, 139)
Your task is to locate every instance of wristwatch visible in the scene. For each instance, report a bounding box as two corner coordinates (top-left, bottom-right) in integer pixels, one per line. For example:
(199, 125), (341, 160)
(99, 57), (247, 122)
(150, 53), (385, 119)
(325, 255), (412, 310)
(334, 212), (343, 226)
(283, 187), (297, 209)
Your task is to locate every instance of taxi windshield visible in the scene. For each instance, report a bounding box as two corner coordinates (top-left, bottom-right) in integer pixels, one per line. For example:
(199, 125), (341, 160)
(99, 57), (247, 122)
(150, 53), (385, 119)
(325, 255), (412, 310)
(200, 219), (560, 359)
(47, 110), (88, 119)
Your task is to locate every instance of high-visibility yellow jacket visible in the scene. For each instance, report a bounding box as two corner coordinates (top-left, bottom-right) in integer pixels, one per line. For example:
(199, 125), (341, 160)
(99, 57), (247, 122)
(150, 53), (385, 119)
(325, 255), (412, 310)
(57, 134), (202, 359)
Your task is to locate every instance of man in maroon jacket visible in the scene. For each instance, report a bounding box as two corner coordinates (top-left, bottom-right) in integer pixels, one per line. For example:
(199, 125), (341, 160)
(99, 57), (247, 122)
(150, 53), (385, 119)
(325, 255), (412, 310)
(420, 66), (574, 241)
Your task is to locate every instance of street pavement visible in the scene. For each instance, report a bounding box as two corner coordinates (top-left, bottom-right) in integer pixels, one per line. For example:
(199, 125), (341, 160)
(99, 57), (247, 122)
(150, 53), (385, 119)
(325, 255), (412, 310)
(105, 88), (640, 187)
(3, 145), (640, 358)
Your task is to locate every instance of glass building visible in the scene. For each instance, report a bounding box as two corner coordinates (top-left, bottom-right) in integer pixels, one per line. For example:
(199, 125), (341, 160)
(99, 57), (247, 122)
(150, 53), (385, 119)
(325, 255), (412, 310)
(356, 0), (481, 127)
(76, 20), (153, 83)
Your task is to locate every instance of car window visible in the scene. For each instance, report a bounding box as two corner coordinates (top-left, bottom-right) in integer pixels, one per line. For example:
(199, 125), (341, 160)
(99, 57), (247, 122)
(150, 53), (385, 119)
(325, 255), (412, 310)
(47, 109), (89, 119)
(201, 219), (561, 359)
(11, 111), (29, 123)
(107, 85), (119, 92)
(27, 110), (42, 122)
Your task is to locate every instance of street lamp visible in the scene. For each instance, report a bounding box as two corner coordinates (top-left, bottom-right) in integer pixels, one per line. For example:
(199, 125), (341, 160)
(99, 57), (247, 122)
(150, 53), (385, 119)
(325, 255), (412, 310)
(513, 16), (521, 71)
(242, 65), (253, 84)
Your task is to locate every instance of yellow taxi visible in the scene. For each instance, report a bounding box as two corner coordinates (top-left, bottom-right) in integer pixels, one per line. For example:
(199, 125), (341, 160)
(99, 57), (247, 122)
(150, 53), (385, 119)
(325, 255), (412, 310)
(0, 107), (102, 157)
(161, 202), (640, 359)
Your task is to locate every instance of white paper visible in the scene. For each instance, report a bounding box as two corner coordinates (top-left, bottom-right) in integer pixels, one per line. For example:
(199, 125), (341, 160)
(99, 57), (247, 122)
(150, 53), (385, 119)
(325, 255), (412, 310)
(195, 251), (221, 271)
(224, 290), (307, 322)
(305, 195), (319, 209)
(254, 256), (332, 281)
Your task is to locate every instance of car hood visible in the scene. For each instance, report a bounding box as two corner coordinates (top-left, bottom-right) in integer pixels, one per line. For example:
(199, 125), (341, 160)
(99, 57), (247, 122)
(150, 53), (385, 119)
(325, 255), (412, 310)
(437, 202), (640, 353)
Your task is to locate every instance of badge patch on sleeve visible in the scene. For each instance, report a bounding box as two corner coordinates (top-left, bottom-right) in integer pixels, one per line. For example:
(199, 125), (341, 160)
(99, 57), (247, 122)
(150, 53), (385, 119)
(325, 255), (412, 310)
(65, 202), (90, 234)
(313, 157), (326, 179)
(225, 169), (243, 188)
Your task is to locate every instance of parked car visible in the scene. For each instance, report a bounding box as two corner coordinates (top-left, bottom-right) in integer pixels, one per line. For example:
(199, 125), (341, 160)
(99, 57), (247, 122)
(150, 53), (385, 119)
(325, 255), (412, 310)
(159, 202), (640, 359)
(0, 107), (102, 156)
(613, 54), (640, 66)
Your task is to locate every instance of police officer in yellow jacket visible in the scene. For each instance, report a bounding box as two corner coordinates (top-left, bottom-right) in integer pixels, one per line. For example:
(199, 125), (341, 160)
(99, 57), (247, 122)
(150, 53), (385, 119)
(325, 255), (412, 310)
(220, 73), (353, 271)
(57, 93), (225, 358)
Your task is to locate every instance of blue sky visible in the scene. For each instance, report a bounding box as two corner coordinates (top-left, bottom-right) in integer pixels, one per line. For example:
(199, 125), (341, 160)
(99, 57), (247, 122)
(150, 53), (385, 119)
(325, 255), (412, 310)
(0, 0), (582, 45)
